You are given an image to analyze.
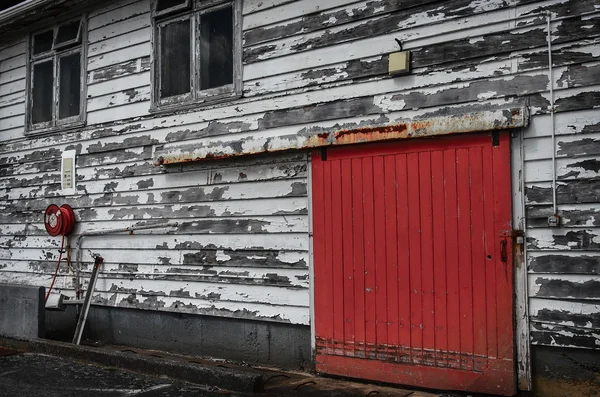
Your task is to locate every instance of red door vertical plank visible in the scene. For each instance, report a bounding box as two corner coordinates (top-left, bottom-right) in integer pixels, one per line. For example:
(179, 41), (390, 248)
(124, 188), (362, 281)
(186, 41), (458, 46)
(395, 154), (411, 352)
(469, 146), (488, 366)
(430, 150), (448, 366)
(456, 148), (474, 371)
(419, 151), (435, 363)
(351, 158), (366, 357)
(384, 155), (399, 351)
(322, 158), (334, 354)
(312, 153), (326, 347)
(362, 157), (377, 358)
(373, 155), (388, 356)
(493, 133), (514, 361)
(443, 149), (460, 368)
(407, 152), (422, 359)
(482, 144), (498, 360)
(331, 159), (344, 354)
(341, 159), (355, 355)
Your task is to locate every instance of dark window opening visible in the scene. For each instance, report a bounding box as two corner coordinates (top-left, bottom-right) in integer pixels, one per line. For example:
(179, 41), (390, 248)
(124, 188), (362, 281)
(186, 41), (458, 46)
(153, 0), (240, 107)
(200, 6), (233, 90)
(55, 20), (81, 47)
(28, 18), (85, 131)
(33, 30), (53, 55)
(32, 61), (54, 124)
(160, 18), (191, 98)
(59, 53), (81, 119)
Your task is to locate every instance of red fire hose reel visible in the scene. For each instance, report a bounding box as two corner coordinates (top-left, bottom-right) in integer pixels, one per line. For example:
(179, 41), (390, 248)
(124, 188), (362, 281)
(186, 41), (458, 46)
(44, 204), (76, 237)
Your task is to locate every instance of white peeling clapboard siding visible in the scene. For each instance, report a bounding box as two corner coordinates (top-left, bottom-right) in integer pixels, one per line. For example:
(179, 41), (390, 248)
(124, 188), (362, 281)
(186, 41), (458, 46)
(0, 150), (311, 324)
(0, 39), (26, 141)
(0, 0), (599, 340)
(524, 105), (600, 350)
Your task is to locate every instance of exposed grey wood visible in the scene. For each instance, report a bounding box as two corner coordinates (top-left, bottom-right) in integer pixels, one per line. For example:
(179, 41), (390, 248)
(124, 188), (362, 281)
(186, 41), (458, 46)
(528, 253), (600, 275)
(530, 322), (600, 349)
(525, 180), (600, 205)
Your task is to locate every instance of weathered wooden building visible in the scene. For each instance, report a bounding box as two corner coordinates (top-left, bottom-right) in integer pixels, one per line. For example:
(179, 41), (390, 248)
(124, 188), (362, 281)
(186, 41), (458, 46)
(0, 0), (598, 395)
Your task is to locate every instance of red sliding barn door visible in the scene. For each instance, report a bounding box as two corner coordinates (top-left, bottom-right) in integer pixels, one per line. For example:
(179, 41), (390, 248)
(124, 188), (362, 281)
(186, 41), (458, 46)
(312, 132), (515, 396)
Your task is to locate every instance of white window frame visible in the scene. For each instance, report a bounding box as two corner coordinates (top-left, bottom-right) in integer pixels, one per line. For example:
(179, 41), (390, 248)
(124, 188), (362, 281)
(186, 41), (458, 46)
(26, 17), (87, 134)
(150, 0), (242, 112)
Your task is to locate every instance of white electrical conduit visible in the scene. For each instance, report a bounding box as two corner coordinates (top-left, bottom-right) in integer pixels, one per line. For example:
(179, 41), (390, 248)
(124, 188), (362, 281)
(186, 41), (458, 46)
(546, 11), (558, 218)
(73, 222), (179, 299)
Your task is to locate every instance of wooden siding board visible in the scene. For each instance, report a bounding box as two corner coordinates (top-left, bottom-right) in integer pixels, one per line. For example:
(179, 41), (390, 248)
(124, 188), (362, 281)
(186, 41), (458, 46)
(529, 299), (600, 329)
(525, 180), (600, 206)
(528, 252), (600, 275)
(0, 65), (26, 85)
(0, 40), (26, 62)
(527, 205), (600, 228)
(527, 229), (600, 251)
(528, 274), (600, 300)
(1, 178), (307, 211)
(4, 248), (308, 269)
(243, 0), (434, 46)
(88, 0), (150, 32)
(88, 26), (151, 58)
(88, 57), (151, 85)
(525, 156), (600, 183)
(530, 322), (600, 349)
(88, 42), (151, 72)
(88, 12), (151, 44)
(242, 0), (354, 30)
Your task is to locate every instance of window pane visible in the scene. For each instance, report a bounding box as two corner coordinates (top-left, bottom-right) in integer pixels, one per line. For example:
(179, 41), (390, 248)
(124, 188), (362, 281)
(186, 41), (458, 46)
(32, 60), (54, 124)
(59, 53), (81, 119)
(55, 20), (81, 46)
(33, 30), (53, 55)
(160, 19), (191, 98)
(200, 6), (233, 90)
(156, 0), (187, 12)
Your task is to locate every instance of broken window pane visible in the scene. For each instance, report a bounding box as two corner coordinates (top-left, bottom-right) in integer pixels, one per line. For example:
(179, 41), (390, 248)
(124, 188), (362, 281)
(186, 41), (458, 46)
(59, 53), (81, 119)
(156, 0), (188, 13)
(55, 20), (81, 46)
(33, 30), (53, 55)
(200, 6), (233, 90)
(160, 18), (191, 98)
(32, 60), (54, 124)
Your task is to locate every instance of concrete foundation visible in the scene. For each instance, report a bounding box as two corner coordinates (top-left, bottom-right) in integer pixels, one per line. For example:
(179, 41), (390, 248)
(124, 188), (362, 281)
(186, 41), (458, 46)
(532, 345), (600, 397)
(0, 284), (45, 340)
(46, 305), (311, 370)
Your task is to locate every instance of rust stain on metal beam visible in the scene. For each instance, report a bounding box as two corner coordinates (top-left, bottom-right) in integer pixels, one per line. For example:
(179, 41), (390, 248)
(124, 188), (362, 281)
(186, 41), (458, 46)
(154, 108), (528, 166)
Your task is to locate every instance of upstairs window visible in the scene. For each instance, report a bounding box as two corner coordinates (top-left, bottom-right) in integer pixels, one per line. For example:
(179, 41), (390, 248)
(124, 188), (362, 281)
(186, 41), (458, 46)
(28, 18), (85, 132)
(152, 0), (242, 110)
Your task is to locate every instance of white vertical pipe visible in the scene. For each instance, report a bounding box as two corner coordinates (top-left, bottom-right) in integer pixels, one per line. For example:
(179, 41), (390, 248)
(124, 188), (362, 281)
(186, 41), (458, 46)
(307, 153), (316, 358)
(547, 11), (557, 216)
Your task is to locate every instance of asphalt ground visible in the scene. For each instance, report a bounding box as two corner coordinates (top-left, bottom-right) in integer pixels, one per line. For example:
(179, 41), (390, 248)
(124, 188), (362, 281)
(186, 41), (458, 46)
(0, 352), (247, 397)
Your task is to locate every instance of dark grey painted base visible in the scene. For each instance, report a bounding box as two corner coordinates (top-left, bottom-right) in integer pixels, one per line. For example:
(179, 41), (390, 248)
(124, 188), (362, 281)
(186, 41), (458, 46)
(0, 284), (45, 340)
(46, 305), (311, 370)
(532, 345), (600, 397)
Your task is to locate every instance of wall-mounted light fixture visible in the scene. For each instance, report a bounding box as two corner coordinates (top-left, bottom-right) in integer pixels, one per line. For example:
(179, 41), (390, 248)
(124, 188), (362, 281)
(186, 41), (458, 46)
(389, 39), (411, 76)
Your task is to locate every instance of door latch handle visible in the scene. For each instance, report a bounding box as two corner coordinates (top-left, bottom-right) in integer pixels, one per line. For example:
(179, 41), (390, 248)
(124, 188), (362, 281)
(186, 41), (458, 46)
(500, 239), (507, 263)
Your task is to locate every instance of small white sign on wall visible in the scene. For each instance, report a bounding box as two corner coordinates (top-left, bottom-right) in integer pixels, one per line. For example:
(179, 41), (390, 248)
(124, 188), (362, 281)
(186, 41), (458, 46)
(61, 150), (77, 196)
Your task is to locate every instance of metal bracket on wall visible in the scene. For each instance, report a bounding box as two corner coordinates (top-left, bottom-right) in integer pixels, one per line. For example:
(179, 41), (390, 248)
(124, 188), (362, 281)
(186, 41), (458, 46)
(491, 131), (500, 146)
